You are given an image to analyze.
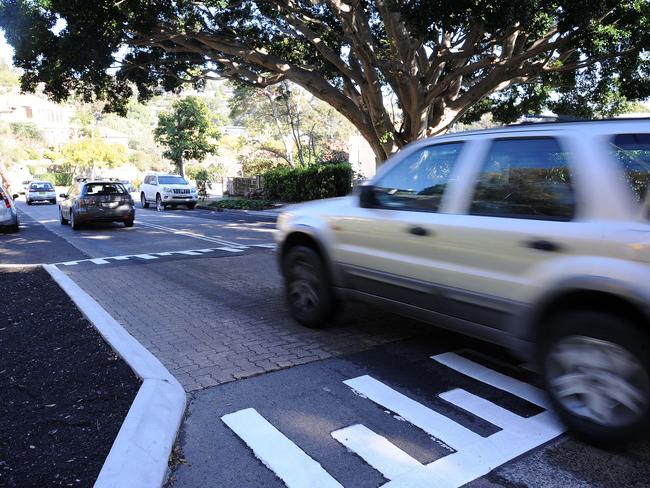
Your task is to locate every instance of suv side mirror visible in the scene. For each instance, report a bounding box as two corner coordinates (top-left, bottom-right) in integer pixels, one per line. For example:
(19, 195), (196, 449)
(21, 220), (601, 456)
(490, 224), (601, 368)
(12, 194), (19, 200)
(359, 185), (377, 208)
(59, 193), (68, 199)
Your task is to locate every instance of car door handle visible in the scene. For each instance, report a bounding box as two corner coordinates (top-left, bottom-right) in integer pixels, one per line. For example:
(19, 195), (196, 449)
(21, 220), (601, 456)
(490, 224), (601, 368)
(524, 239), (562, 252)
(408, 226), (431, 237)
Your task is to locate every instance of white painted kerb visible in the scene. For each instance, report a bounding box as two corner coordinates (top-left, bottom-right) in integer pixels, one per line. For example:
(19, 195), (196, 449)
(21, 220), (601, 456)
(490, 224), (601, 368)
(43, 264), (186, 488)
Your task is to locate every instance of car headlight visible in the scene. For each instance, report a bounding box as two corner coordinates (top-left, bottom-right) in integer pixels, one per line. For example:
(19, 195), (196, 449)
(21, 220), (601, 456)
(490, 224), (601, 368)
(190, 187), (197, 193)
(163, 186), (173, 192)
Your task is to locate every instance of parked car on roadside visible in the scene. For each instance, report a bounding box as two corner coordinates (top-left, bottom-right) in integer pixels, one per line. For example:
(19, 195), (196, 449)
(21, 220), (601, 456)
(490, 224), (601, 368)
(59, 180), (135, 230)
(20, 180), (31, 195)
(119, 180), (135, 193)
(140, 173), (198, 211)
(0, 185), (19, 232)
(26, 181), (57, 205)
(276, 118), (650, 444)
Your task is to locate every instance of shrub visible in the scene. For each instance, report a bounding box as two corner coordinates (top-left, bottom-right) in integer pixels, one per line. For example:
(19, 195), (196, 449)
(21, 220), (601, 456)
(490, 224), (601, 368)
(262, 163), (353, 202)
(207, 198), (273, 210)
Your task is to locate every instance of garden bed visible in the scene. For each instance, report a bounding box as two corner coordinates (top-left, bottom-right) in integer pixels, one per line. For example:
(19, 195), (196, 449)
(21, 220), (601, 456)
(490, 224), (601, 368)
(200, 198), (276, 210)
(0, 266), (140, 487)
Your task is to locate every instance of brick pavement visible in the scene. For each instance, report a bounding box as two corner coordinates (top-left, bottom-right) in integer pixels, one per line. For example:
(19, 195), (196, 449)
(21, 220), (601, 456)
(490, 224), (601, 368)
(65, 252), (431, 392)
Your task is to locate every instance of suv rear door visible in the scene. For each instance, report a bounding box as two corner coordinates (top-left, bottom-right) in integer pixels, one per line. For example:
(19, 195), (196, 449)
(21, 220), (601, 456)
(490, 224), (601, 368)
(429, 132), (598, 332)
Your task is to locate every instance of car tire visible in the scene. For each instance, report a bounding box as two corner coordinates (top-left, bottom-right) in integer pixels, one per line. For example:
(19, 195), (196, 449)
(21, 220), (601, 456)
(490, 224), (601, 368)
(141, 193), (149, 208)
(70, 211), (81, 230)
(188, 203), (196, 210)
(26, 200), (31, 205)
(124, 217), (134, 227)
(283, 245), (338, 329)
(156, 194), (164, 212)
(539, 310), (650, 444)
(59, 207), (68, 225)
(50, 199), (56, 205)
(9, 220), (19, 233)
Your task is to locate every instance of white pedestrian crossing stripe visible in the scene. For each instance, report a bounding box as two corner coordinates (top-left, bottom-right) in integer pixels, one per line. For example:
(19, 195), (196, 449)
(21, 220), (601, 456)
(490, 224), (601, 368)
(221, 408), (343, 488)
(54, 243), (275, 266)
(222, 352), (566, 488)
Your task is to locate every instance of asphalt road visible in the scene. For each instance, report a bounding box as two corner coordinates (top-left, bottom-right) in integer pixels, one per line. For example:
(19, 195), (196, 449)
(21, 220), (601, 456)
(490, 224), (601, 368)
(3, 196), (649, 488)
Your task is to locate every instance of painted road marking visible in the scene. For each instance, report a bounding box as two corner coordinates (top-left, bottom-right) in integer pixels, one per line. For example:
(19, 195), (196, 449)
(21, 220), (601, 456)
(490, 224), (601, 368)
(223, 352), (565, 488)
(215, 246), (244, 253)
(432, 352), (550, 408)
(137, 221), (247, 248)
(344, 375), (481, 450)
(51, 245), (271, 266)
(133, 254), (158, 260)
(222, 408), (343, 488)
(331, 424), (421, 481)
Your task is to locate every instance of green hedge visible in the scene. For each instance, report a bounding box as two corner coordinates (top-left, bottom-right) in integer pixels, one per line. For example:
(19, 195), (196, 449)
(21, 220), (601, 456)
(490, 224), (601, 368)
(33, 172), (72, 186)
(206, 199), (273, 210)
(262, 163), (353, 202)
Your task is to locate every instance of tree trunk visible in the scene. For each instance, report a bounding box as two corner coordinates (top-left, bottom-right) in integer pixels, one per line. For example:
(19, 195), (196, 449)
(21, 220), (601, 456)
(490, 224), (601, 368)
(178, 154), (185, 178)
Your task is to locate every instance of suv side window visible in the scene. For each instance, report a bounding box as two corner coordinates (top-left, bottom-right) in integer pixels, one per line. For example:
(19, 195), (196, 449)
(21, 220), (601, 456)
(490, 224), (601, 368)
(609, 133), (650, 210)
(144, 176), (152, 185)
(372, 142), (464, 212)
(470, 137), (575, 221)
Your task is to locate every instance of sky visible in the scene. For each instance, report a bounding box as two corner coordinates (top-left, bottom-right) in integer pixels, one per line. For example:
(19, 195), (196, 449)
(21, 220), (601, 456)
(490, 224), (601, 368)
(0, 31), (14, 65)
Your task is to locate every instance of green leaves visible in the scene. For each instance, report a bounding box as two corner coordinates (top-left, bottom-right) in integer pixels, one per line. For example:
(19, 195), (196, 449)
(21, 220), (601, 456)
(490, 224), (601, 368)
(153, 96), (220, 174)
(262, 163), (353, 202)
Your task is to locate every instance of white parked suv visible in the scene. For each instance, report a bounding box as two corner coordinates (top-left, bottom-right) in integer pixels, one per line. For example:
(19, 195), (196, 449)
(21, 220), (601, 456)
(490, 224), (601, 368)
(276, 119), (650, 443)
(140, 173), (198, 210)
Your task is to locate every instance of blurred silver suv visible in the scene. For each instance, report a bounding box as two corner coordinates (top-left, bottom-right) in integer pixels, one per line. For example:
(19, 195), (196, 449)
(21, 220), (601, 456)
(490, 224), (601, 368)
(276, 119), (650, 443)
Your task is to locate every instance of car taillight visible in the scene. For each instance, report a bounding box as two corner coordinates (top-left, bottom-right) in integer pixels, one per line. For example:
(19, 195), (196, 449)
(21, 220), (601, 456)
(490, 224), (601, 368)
(78, 197), (92, 208)
(4, 197), (10, 209)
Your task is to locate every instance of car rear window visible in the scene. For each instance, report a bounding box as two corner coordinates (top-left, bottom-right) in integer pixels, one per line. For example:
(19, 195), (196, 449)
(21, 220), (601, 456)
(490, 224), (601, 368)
(30, 182), (53, 190)
(84, 183), (128, 195)
(610, 134), (650, 211)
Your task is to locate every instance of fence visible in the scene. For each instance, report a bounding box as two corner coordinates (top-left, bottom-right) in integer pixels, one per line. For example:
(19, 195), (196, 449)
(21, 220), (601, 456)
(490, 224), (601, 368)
(226, 176), (262, 196)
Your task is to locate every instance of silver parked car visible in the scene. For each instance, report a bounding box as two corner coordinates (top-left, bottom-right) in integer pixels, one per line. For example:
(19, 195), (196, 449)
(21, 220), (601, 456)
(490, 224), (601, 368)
(59, 180), (135, 230)
(0, 185), (19, 232)
(26, 181), (57, 205)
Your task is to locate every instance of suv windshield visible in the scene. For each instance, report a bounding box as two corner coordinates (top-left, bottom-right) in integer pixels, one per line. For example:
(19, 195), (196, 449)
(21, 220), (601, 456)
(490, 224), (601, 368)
(158, 176), (188, 185)
(610, 133), (650, 215)
(84, 183), (127, 195)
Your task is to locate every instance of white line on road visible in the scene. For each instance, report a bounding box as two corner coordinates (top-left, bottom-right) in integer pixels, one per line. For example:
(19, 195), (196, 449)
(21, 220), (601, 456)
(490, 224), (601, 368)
(331, 424), (421, 481)
(89, 258), (110, 265)
(222, 408), (343, 488)
(137, 221), (248, 248)
(344, 375), (481, 450)
(133, 254), (158, 260)
(432, 352), (550, 408)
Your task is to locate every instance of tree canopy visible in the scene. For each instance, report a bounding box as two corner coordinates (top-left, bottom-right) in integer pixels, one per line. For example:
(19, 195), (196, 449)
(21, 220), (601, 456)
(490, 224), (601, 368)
(1, 1), (649, 161)
(153, 95), (220, 176)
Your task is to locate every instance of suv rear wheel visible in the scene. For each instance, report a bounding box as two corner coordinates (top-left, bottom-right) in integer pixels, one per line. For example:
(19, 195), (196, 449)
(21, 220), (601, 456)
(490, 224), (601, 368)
(540, 311), (650, 444)
(283, 245), (338, 329)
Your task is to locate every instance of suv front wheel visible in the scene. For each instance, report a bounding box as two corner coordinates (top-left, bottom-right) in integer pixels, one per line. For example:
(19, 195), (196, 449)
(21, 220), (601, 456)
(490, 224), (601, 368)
(283, 245), (338, 329)
(540, 311), (650, 444)
(141, 193), (149, 208)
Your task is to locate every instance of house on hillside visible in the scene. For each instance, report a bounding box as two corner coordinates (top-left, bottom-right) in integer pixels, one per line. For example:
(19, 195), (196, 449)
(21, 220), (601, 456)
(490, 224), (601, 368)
(0, 91), (75, 146)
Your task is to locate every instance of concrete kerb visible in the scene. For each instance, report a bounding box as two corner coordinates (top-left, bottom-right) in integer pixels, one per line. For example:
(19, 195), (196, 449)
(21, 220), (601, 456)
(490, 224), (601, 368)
(43, 264), (186, 488)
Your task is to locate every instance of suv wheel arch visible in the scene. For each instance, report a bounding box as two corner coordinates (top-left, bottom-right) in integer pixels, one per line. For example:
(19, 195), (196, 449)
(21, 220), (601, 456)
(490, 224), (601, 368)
(528, 288), (649, 345)
(280, 231), (339, 287)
